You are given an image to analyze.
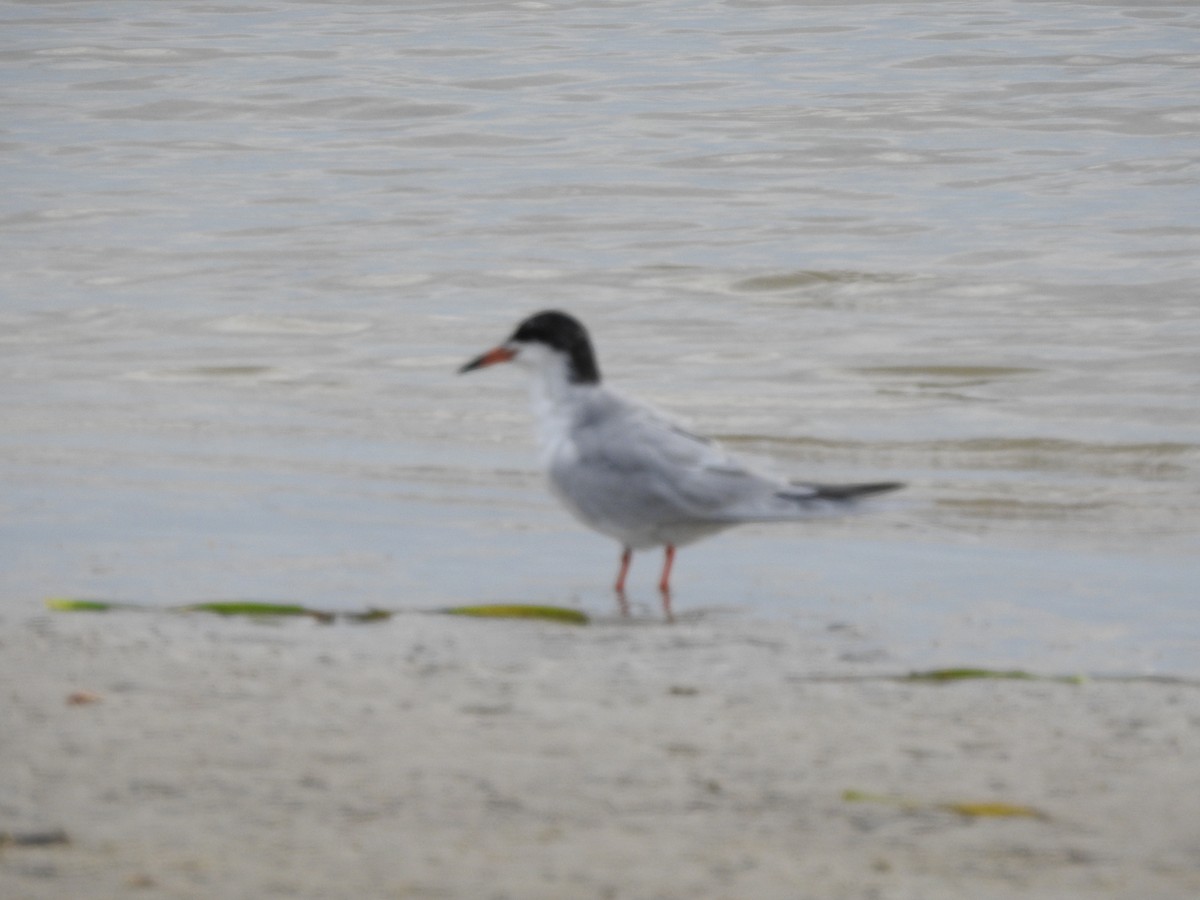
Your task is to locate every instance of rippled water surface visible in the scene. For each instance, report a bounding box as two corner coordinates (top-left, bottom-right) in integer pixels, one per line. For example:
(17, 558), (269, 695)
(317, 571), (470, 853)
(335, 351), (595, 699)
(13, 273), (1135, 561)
(3, 1), (1198, 673)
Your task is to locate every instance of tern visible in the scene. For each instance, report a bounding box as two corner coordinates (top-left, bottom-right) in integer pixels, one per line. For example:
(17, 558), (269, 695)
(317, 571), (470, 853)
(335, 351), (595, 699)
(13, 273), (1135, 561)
(459, 310), (902, 616)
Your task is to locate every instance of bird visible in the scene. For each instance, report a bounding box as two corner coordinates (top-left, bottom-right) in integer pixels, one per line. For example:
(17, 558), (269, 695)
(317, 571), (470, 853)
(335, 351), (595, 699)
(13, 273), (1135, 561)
(459, 310), (902, 617)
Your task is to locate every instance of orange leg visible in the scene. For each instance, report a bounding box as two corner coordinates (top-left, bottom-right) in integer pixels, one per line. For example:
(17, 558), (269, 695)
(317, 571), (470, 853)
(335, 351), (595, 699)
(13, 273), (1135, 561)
(657, 544), (676, 594)
(614, 547), (633, 594)
(658, 544), (676, 621)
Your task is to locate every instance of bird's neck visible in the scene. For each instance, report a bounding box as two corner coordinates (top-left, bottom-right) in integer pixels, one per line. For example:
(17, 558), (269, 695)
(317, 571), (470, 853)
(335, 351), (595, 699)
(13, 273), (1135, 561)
(529, 365), (595, 464)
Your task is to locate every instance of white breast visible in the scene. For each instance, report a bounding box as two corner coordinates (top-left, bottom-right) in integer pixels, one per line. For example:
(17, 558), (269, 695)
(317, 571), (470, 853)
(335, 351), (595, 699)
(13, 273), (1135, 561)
(529, 374), (583, 470)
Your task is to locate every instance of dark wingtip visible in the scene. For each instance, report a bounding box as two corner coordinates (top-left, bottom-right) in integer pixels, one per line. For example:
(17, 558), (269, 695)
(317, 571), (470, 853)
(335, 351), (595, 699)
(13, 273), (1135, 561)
(813, 481), (905, 501)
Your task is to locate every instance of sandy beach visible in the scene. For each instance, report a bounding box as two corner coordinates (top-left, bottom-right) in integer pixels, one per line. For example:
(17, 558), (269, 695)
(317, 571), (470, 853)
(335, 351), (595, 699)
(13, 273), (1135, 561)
(5, 2), (1200, 898)
(3, 607), (1197, 900)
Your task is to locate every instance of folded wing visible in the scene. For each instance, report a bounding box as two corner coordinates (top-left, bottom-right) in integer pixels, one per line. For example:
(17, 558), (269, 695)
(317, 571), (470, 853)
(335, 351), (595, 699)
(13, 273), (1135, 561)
(560, 391), (901, 529)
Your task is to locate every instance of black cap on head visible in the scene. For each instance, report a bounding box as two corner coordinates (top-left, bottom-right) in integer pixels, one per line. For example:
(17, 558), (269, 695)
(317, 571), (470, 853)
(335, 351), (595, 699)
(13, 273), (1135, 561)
(510, 310), (601, 384)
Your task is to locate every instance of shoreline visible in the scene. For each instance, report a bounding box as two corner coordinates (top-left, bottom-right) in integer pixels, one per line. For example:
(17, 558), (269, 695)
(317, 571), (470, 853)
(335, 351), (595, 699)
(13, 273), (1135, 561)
(3, 609), (1198, 898)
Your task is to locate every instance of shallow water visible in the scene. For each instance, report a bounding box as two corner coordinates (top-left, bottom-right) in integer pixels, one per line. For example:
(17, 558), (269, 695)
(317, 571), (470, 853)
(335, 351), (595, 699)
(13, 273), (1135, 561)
(2, 1), (1198, 673)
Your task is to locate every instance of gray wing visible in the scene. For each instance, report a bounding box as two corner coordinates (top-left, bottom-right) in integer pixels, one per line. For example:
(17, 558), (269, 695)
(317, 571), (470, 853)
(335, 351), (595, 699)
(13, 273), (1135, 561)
(563, 392), (822, 525)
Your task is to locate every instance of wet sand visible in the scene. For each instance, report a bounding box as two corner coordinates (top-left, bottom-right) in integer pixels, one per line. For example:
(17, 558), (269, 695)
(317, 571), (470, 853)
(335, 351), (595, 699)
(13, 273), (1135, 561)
(3, 609), (1198, 899)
